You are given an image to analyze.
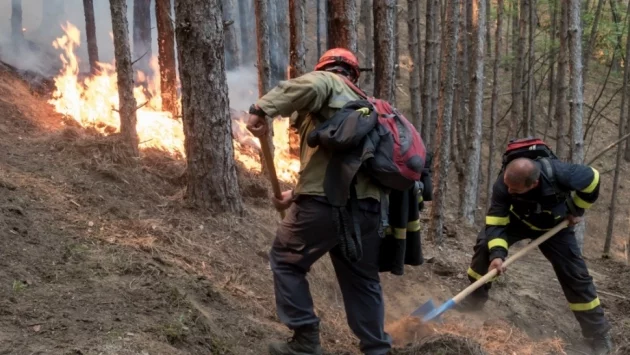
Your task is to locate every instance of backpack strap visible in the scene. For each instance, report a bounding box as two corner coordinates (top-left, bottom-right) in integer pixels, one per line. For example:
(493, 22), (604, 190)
(336, 74), (368, 99)
(539, 157), (575, 212)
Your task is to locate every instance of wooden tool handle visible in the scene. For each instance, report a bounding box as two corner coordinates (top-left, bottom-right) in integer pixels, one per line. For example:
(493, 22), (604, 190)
(259, 134), (286, 219)
(452, 220), (569, 304)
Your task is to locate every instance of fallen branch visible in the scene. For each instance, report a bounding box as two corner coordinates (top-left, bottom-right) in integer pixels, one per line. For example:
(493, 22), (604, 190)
(586, 131), (630, 165)
(598, 290), (629, 301)
(131, 50), (151, 67)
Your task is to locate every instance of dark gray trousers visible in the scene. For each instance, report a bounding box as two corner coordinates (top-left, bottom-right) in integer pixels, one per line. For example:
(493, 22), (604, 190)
(269, 196), (392, 355)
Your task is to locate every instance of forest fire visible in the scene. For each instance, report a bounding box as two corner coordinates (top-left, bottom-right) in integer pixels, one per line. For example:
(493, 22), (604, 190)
(47, 22), (299, 183)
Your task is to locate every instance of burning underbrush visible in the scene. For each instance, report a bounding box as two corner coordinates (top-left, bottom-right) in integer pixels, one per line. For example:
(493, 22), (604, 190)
(46, 22), (299, 185)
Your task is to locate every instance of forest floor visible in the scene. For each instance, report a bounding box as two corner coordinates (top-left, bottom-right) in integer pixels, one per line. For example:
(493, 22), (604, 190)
(0, 60), (629, 355)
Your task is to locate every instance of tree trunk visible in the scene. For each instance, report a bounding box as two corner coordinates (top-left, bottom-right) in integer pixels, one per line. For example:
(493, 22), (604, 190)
(422, 0), (438, 145)
(289, 0), (306, 78)
(254, 0), (275, 172)
(327, 0), (358, 53)
(462, 0), (486, 225)
(83, 0), (100, 75)
(407, 0), (422, 130)
(174, 0), (244, 214)
(609, 0), (624, 73)
(239, 0), (255, 64)
(604, 1), (630, 257)
(525, 0), (535, 136)
(288, 0), (306, 157)
(555, 0), (568, 160)
(547, 0), (558, 135)
(430, 0), (442, 145)
(567, 0), (585, 251)
(156, 0), (179, 119)
(110, 0), (139, 157)
(37, 0), (64, 43)
(317, 0), (328, 57)
(223, 0), (241, 69)
(459, 0), (470, 147)
(583, 0), (604, 85)
(487, 0), (503, 207)
(360, 0), (373, 88)
(11, 0), (23, 46)
(430, 0), (460, 244)
(373, 0), (396, 103)
(269, 0), (289, 83)
(513, 0), (526, 136)
(395, 8), (401, 79)
(486, 0), (491, 55)
(133, 0), (152, 75)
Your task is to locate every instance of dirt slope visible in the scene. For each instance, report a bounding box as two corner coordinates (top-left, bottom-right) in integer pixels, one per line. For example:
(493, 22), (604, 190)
(0, 63), (628, 355)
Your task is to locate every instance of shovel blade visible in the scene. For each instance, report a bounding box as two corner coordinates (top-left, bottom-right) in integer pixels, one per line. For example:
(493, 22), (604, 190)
(420, 299), (456, 322)
(411, 299), (436, 318)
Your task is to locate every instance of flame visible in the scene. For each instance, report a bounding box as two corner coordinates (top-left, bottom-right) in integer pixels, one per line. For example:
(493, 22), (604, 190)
(47, 22), (299, 184)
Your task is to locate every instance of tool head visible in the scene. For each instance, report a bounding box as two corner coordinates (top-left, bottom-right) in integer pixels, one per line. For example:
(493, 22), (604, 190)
(411, 298), (456, 323)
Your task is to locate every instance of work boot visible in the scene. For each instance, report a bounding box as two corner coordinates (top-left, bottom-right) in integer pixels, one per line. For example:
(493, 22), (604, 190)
(590, 331), (613, 355)
(268, 323), (323, 355)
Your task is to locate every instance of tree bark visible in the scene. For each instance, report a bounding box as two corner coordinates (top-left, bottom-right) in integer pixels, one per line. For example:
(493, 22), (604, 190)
(430, 0), (460, 244)
(223, 0), (241, 69)
(156, 0), (179, 119)
(327, 0), (358, 53)
(512, 0), (526, 136)
(269, 0), (289, 83)
(174, 0), (244, 214)
(373, 0), (396, 103)
(395, 8), (401, 80)
(317, 0), (328, 57)
(11, 0), (23, 46)
(133, 0), (152, 75)
(83, 0), (100, 75)
(422, 0), (438, 145)
(487, 0), (503, 207)
(254, 0), (275, 172)
(525, 0), (535, 136)
(547, 0), (558, 135)
(583, 0), (604, 85)
(604, 1), (630, 258)
(555, 0), (569, 160)
(485, 0), (491, 55)
(239, 0), (255, 64)
(461, 0), (486, 225)
(567, 0), (585, 251)
(289, 0), (306, 78)
(407, 0), (422, 130)
(110, 0), (139, 157)
(360, 0), (373, 88)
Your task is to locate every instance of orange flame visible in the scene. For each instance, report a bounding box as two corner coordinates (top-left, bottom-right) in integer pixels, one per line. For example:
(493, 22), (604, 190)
(47, 22), (299, 184)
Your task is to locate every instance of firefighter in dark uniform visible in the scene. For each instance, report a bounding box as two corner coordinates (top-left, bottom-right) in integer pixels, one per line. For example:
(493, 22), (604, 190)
(461, 157), (613, 354)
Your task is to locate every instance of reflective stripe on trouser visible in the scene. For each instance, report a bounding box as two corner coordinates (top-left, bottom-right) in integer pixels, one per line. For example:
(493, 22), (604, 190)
(466, 220), (611, 337)
(269, 197), (393, 355)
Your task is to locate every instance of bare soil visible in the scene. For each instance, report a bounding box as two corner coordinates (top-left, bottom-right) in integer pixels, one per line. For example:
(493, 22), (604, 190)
(0, 55), (629, 355)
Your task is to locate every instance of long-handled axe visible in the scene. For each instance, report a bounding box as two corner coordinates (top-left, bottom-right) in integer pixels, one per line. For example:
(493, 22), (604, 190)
(413, 220), (570, 322)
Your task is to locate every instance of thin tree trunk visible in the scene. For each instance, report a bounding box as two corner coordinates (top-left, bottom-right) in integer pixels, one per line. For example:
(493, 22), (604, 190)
(288, 0), (306, 157)
(511, 0), (524, 136)
(360, 0), (373, 88)
(110, 0), (139, 157)
(254, 0), (274, 172)
(174, 0), (244, 214)
(317, 0), (328, 56)
(289, 0), (306, 78)
(239, 0), (255, 64)
(133, 0), (152, 75)
(462, 0), (486, 225)
(156, 0), (178, 119)
(567, 0), (585, 251)
(525, 0), (535, 136)
(422, 0), (438, 144)
(269, 1), (289, 82)
(373, 0), (396, 103)
(604, 1), (630, 258)
(327, 0), (358, 53)
(395, 8), (401, 80)
(459, 0), (470, 146)
(555, 0), (569, 159)
(83, 0), (100, 74)
(609, 0), (624, 73)
(11, 0), (23, 45)
(486, 0), (492, 55)
(547, 0), (558, 132)
(223, 0), (241, 69)
(430, 1), (442, 144)
(408, 0), (422, 130)
(430, 0), (460, 244)
(583, 0), (604, 83)
(487, 0), (503, 207)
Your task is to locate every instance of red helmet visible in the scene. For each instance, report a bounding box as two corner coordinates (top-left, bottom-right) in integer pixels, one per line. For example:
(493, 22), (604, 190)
(314, 48), (360, 81)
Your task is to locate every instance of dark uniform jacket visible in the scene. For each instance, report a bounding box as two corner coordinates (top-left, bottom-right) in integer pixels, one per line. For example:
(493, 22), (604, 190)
(485, 159), (600, 261)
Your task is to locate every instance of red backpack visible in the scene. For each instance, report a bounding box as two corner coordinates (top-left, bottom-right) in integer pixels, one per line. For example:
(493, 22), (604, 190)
(340, 76), (427, 191)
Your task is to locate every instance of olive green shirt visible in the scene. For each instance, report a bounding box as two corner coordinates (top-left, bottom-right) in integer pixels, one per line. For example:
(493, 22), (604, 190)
(256, 71), (382, 201)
